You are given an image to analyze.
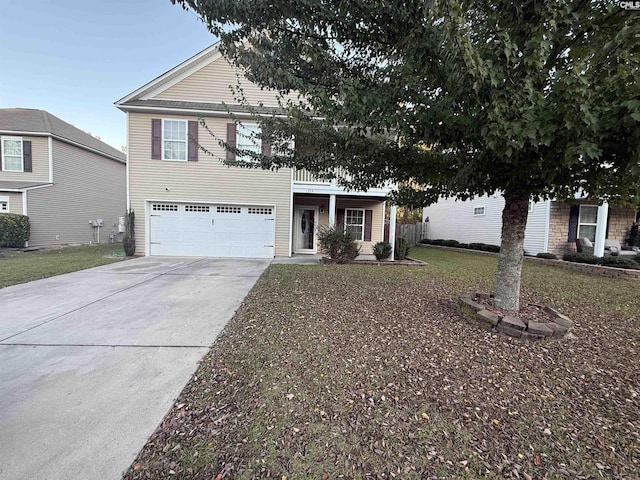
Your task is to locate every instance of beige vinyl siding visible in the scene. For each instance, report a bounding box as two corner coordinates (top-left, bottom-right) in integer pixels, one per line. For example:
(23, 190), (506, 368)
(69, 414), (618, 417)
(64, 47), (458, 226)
(155, 55), (290, 107)
(0, 192), (24, 215)
(129, 112), (292, 256)
(424, 195), (505, 245)
(26, 139), (126, 246)
(0, 136), (49, 182)
(523, 200), (550, 255)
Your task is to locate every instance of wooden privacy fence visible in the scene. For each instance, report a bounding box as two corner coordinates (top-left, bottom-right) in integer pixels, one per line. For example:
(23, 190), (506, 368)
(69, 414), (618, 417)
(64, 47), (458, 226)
(384, 222), (428, 246)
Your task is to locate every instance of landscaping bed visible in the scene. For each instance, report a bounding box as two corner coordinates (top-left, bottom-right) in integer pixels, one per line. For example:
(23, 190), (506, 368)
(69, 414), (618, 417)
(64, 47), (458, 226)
(123, 248), (640, 479)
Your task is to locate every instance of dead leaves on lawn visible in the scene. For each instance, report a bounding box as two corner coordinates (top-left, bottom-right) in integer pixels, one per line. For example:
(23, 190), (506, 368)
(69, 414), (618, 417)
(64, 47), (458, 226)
(123, 263), (640, 479)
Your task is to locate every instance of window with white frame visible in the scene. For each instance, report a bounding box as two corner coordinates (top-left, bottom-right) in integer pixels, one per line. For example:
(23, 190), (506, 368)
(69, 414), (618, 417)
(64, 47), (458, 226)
(0, 198), (8, 211)
(345, 208), (365, 241)
(162, 120), (187, 161)
(473, 206), (486, 216)
(236, 123), (261, 162)
(528, 201), (534, 212)
(578, 205), (598, 242)
(2, 137), (24, 171)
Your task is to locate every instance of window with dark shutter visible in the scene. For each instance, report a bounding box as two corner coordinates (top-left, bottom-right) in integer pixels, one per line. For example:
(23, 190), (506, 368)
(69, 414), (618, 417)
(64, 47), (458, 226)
(151, 119), (162, 159)
(337, 208), (345, 231)
(364, 209), (373, 241)
(188, 121), (198, 161)
(567, 205), (579, 242)
(226, 123), (236, 162)
(23, 141), (32, 172)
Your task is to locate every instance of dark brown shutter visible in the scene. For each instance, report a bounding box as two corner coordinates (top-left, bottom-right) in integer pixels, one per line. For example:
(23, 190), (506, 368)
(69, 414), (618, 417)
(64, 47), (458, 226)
(261, 139), (271, 156)
(188, 121), (198, 161)
(226, 123), (236, 162)
(23, 141), (32, 172)
(567, 205), (579, 242)
(337, 208), (345, 230)
(151, 119), (162, 159)
(364, 209), (373, 241)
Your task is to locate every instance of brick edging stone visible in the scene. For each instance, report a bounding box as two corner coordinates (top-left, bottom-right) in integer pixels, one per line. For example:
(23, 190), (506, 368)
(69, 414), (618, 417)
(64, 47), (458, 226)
(458, 293), (574, 340)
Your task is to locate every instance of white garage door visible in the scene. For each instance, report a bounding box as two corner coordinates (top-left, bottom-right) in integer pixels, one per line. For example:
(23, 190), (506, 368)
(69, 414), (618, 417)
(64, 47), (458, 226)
(148, 203), (275, 258)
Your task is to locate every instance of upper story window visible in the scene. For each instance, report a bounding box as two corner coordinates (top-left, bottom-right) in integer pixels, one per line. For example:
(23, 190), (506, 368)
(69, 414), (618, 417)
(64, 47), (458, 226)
(162, 120), (187, 161)
(345, 208), (365, 241)
(578, 205), (598, 242)
(151, 119), (197, 162)
(236, 123), (262, 162)
(2, 136), (24, 172)
(473, 206), (486, 216)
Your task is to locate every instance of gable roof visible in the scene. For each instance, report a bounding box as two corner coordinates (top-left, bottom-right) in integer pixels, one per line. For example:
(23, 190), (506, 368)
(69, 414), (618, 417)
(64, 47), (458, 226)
(115, 43), (222, 108)
(0, 109), (126, 163)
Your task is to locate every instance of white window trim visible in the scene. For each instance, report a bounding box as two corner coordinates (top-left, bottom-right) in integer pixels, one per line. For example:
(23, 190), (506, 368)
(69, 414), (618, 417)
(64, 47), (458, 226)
(161, 119), (188, 162)
(528, 201), (534, 212)
(344, 208), (365, 242)
(236, 122), (261, 163)
(578, 204), (598, 241)
(0, 195), (9, 212)
(473, 205), (486, 216)
(1, 136), (24, 172)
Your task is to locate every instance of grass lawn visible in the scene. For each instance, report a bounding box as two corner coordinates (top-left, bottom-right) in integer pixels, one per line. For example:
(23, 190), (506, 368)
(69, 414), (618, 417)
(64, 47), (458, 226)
(0, 243), (128, 288)
(124, 247), (639, 479)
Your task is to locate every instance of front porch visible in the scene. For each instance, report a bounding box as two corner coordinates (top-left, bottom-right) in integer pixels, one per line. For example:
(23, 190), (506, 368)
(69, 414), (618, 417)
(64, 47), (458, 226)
(291, 193), (395, 257)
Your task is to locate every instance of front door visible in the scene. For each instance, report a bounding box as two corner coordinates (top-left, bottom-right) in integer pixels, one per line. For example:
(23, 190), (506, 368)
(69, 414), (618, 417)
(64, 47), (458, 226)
(295, 207), (318, 253)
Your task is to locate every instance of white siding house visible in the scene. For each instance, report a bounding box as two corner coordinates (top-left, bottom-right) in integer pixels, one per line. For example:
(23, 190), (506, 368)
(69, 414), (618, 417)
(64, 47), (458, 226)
(422, 195), (637, 256)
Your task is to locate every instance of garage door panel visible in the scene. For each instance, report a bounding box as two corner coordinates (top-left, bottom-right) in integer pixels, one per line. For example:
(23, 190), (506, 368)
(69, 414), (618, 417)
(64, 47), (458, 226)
(149, 203), (274, 258)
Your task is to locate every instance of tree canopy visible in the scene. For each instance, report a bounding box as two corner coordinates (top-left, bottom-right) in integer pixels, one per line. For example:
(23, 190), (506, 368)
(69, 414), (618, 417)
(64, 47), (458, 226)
(176, 0), (639, 204)
(174, 0), (640, 310)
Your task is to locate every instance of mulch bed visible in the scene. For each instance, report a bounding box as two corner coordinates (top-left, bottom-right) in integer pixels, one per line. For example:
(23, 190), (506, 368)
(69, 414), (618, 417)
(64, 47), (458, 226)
(123, 264), (640, 479)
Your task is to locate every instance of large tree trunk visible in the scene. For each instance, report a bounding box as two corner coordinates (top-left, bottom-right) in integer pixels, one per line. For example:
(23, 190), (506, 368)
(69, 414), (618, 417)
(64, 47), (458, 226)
(494, 194), (530, 311)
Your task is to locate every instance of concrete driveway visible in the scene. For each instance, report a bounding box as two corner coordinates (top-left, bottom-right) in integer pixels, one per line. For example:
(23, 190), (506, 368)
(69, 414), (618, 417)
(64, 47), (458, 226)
(0, 256), (270, 480)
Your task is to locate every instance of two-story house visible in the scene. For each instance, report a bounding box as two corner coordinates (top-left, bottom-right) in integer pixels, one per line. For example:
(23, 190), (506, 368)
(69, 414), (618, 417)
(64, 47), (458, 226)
(115, 43), (391, 258)
(0, 108), (126, 247)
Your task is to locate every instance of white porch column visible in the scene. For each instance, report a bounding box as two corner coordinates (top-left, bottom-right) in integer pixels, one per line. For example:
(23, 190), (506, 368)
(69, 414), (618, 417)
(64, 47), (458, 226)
(593, 201), (609, 258)
(329, 194), (336, 228)
(389, 204), (397, 262)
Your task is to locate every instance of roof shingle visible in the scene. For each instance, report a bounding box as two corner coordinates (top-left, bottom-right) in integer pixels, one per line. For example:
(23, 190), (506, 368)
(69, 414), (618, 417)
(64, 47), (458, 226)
(0, 108), (125, 163)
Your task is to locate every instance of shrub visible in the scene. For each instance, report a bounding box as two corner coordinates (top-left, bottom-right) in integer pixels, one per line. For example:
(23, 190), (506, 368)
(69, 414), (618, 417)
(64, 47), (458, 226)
(562, 252), (602, 265)
(457, 243), (469, 249)
(634, 254), (640, 265)
(318, 226), (360, 263)
(601, 256), (640, 270)
(430, 239), (446, 246)
(395, 237), (410, 260)
(0, 213), (30, 248)
(536, 252), (557, 260)
(372, 241), (392, 261)
(419, 239), (432, 245)
(123, 210), (136, 256)
(442, 239), (460, 247)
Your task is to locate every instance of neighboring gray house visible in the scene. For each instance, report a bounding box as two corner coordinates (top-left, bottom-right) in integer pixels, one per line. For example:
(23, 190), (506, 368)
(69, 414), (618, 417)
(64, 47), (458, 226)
(423, 194), (637, 256)
(0, 108), (126, 247)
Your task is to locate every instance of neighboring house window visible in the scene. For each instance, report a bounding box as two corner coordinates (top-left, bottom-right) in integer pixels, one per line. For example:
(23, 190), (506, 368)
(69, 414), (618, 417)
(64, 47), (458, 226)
(0, 201), (8, 212)
(578, 205), (598, 242)
(236, 123), (262, 162)
(345, 208), (365, 241)
(528, 201), (534, 212)
(2, 136), (24, 171)
(162, 119), (187, 161)
(473, 206), (486, 216)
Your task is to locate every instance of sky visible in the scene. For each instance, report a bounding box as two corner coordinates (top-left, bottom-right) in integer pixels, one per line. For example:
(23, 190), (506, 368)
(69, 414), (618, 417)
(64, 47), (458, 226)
(0, 0), (217, 150)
